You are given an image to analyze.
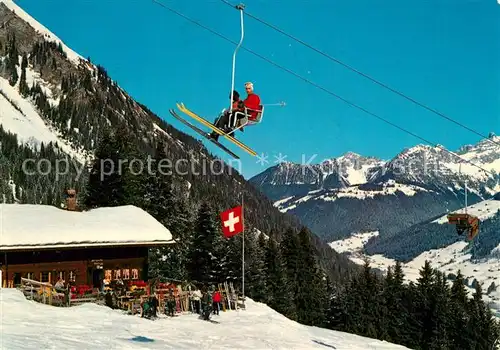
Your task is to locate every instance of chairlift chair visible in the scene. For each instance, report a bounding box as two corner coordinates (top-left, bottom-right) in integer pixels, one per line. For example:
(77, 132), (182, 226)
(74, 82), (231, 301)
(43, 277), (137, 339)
(231, 105), (264, 132)
(447, 164), (480, 240)
(447, 213), (480, 240)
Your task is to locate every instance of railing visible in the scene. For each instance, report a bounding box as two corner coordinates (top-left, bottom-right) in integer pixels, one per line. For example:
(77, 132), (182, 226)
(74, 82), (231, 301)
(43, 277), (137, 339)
(20, 277), (60, 305)
(19, 278), (100, 306)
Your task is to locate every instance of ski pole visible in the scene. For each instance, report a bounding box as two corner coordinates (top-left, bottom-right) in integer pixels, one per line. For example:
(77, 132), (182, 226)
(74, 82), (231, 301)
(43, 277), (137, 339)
(263, 101), (286, 107)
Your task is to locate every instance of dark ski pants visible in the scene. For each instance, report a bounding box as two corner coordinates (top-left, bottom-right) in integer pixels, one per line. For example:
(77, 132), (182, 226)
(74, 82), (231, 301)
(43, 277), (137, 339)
(214, 110), (245, 130)
(193, 300), (200, 314)
(212, 301), (219, 315)
(202, 305), (212, 320)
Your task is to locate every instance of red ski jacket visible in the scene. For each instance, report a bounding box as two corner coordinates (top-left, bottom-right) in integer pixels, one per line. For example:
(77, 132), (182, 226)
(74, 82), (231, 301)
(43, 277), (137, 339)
(244, 93), (261, 120)
(213, 291), (222, 302)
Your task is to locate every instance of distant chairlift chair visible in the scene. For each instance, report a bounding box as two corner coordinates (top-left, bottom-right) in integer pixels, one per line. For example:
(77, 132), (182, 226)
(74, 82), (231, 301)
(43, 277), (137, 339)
(447, 213), (480, 240)
(446, 164), (480, 240)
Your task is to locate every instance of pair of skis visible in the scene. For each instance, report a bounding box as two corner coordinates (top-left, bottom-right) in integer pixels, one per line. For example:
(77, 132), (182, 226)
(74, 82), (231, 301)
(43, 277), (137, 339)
(169, 103), (256, 159)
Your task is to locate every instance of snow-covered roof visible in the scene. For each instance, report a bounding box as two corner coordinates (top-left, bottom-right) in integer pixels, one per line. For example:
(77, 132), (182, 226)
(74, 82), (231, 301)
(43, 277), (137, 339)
(0, 204), (174, 251)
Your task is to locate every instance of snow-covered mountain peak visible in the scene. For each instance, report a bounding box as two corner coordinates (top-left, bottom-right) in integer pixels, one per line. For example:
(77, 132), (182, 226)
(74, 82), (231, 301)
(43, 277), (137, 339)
(275, 160), (295, 168)
(337, 151), (362, 161)
(394, 144), (441, 160)
(329, 152), (385, 185)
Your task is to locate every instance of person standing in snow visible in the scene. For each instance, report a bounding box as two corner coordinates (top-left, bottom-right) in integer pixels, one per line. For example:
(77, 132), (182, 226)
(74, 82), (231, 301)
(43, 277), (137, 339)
(151, 293), (159, 318)
(212, 289), (221, 315)
(166, 288), (175, 317)
(201, 286), (213, 320)
(191, 287), (202, 314)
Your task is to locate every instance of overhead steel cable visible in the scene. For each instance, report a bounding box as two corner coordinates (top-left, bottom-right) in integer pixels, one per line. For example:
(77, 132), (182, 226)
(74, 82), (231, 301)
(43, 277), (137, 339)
(151, 0), (494, 177)
(220, 0), (500, 149)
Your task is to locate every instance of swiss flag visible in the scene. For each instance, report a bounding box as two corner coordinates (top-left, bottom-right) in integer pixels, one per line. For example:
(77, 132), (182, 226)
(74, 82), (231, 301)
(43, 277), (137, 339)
(220, 205), (244, 238)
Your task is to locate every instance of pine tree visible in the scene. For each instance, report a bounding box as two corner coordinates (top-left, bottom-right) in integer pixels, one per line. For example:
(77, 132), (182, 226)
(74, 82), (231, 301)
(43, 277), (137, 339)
(325, 278), (348, 331)
(244, 230), (267, 303)
(6, 33), (19, 86)
(415, 260), (443, 349)
(82, 127), (140, 208)
(213, 227), (240, 285)
(144, 140), (184, 280)
(165, 197), (193, 280)
(140, 140), (175, 221)
(83, 128), (125, 208)
(358, 259), (383, 338)
(280, 227), (301, 290)
(19, 53), (29, 97)
(294, 227), (328, 327)
(430, 270), (450, 349)
(468, 281), (500, 349)
(342, 269), (365, 335)
(449, 269), (470, 349)
(383, 263), (408, 343)
(265, 237), (296, 320)
(149, 196), (193, 281)
(186, 202), (220, 285)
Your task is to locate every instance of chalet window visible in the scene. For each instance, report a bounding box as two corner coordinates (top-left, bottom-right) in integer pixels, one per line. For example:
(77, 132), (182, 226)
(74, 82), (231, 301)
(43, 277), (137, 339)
(69, 271), (76, 282)
(131, 269), (139, 280)
(41, 272), (50, 283)
(114, 269), (121, 279)
(122, 269), (130, 280)
(105, 270), (112, 280)
(57, 271), (65, 281)
(26, 272), (35, 280)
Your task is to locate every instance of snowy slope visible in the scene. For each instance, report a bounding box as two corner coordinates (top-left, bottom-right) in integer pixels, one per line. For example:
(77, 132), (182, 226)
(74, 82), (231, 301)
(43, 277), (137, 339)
(0, 0), (175, 164)
(276, 181), (432, 211)
(0, 288), (409, 349)
(330, 232), (500, 312)
(0, 75), (89, 163)
(433, 197), (500, 224)
(329, 231), (379, 254)
(0, 0), (83, 64)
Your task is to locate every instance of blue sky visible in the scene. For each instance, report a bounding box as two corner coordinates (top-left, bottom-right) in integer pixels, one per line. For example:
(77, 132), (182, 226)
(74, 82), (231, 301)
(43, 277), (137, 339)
(15, 0), (500, 179)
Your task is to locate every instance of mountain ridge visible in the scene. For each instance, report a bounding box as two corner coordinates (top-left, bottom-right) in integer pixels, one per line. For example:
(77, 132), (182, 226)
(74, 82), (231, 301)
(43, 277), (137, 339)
(250, 131), (500, 242)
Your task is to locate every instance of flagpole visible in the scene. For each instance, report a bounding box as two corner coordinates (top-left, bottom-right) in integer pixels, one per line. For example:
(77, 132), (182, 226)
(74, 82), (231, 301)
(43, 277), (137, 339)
(241, 190), (245, 303)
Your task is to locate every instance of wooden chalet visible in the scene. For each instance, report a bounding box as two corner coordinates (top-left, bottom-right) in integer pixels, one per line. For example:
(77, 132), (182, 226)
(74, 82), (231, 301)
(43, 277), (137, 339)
(0, 200), (174, 289)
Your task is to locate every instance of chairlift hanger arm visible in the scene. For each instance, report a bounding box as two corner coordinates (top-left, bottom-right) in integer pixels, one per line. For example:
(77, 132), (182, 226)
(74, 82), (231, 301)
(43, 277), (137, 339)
(229, 3), (245, 111)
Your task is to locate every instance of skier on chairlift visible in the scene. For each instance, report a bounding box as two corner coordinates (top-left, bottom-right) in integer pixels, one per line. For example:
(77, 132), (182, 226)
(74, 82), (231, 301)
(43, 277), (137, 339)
(209, 82), (261, 141)
(209, 90), (244, 139)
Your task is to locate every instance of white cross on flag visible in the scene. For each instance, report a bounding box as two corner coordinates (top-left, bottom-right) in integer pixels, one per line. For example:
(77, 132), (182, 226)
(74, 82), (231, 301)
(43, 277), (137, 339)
(220, 205), (243, 238)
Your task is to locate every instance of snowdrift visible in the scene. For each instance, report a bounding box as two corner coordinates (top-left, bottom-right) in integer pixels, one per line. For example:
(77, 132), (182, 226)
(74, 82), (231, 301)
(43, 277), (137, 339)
(0, 288), (409, 349)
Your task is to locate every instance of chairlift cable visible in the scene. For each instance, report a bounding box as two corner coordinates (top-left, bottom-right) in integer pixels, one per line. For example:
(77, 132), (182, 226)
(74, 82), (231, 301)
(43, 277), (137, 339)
(152, 0), (494, 177)
(220, 0), (500, 149)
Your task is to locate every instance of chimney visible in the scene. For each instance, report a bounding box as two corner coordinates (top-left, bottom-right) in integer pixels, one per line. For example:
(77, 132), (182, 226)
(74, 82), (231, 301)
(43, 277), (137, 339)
(66, 189), (77, 211)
